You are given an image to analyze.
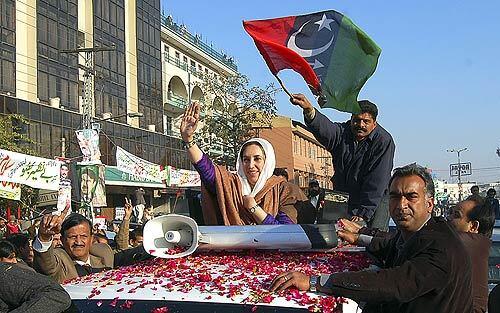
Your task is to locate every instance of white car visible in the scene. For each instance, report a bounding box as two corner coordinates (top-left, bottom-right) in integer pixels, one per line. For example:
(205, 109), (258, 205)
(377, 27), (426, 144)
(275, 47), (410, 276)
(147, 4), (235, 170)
(64, 249), (368, 313)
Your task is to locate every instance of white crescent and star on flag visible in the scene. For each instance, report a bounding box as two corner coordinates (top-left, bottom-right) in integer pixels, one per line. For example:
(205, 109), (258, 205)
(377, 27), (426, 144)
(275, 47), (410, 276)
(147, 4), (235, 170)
(286, 13), (339, 76)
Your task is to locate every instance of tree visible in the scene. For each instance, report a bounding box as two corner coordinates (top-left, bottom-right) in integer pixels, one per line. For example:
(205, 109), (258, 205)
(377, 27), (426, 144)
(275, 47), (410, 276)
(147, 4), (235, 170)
(0, 114), (39, 218)
(197, 73), (278, 167)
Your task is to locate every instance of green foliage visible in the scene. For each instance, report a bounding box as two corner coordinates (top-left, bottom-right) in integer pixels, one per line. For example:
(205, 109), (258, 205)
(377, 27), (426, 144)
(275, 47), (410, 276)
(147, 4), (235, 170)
(197, 73), (278, 167)
(0, 114), (34, 154)
(0, 114), (39, 217)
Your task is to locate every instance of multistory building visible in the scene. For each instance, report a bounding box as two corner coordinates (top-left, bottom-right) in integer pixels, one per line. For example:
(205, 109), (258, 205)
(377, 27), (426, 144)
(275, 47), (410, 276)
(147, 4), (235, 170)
(0, 0), (237, 210)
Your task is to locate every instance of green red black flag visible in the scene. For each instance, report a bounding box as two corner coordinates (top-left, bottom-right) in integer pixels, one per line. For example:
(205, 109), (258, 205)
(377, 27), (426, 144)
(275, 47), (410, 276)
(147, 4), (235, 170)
(243, 10), (381, 113)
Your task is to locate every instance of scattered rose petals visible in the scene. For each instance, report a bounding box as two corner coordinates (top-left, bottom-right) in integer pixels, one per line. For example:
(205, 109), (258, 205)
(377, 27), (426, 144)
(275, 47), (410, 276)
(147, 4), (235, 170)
(151, 307), (169, 313)
(120, 300), (134, 309)
(65, 250), (371, 313)
(165, 245), (188, 255)
(109, 297), (119, 307)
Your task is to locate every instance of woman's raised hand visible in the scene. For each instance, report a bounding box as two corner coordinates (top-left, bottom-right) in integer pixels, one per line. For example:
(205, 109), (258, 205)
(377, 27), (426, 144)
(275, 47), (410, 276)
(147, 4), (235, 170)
(180, 101), (200, 142)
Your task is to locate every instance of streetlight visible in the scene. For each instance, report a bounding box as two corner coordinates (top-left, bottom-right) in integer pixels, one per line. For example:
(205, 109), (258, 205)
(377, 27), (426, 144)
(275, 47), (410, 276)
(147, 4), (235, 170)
(447, 147), (468, 201)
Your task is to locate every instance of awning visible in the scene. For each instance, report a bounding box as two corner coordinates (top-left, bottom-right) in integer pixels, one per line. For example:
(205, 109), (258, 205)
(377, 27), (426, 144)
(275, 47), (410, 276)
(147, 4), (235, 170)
(105, 166), (166, 188)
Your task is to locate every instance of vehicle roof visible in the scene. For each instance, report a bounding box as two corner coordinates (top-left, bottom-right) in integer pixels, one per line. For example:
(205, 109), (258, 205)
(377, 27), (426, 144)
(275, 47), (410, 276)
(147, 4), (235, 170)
(64, 250), (369, 312)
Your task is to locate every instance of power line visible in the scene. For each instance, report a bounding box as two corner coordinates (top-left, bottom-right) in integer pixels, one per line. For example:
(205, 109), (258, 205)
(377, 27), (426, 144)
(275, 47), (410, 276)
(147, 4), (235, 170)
(431, 166), (500, 172)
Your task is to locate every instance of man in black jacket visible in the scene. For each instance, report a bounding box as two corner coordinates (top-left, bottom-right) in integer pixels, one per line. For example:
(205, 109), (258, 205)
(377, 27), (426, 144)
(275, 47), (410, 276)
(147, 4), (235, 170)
(290, 94), (395, 229)
(271, 163), (472, 313)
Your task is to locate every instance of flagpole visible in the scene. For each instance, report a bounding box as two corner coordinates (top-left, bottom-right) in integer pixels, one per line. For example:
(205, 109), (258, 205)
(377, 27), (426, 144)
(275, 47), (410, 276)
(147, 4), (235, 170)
(273, 74), (293, 98)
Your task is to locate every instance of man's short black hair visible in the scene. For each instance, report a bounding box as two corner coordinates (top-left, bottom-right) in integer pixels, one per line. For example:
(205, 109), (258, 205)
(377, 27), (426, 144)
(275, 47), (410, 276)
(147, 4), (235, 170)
(61, 213), (92, 237)
(467, 201), (495, 238)
(358, 100), (378, 120)
(93, 232), (108, 242)
(273, 168), (289, 181)
(5, 233), (30, 256)
(0, 240), (16, 258)
(466, 194), (484, 205)
(309, 179), (319, 186)
(389, 163), (435, 198)
(130, 227), (143, 241)
(487, 188), (496, 196)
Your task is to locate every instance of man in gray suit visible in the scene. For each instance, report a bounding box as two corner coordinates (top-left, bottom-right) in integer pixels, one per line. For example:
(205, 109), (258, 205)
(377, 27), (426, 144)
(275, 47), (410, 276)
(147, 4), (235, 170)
(33, 205), (150, 283)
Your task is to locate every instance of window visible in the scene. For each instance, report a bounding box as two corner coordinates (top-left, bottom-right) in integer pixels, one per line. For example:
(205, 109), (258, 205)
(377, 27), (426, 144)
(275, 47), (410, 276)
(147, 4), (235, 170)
(135, 0), (163, 133)
(93, 0), (127, 119)
(37, 0), (79, 109)
(0, 0), (16, 95)
(164, 46), (169, 61)
(175, 51), (180, 59)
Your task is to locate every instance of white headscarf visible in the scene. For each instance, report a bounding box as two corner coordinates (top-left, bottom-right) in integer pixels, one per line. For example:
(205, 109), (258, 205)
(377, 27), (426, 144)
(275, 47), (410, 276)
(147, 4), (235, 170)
(235, 138), (276, 197)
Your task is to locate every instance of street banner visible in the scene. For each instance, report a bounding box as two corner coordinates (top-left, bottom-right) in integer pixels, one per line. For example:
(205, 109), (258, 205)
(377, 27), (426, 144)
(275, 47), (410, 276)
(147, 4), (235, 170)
(105, 166), (166, 188)
(76, 129), (101, 164)
(116, 146), (162, 182)
(0, 181), (21, 200)
(91, 164), (107, 208)
(244, 10), (381, 113)
(0, 149), (61, 190)
(167, 166), (201, 187)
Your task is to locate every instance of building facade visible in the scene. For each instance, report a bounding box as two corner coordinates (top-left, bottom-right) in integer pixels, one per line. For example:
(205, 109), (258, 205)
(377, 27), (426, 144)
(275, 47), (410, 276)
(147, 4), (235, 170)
(160, 15), (237, 139)
(0, 0), (237, 212)
(257, 115), (333, 191)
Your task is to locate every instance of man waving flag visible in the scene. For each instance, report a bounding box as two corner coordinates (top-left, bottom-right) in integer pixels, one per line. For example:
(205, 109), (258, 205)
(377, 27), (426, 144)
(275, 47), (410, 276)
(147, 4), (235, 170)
(243, 10), (381, 113)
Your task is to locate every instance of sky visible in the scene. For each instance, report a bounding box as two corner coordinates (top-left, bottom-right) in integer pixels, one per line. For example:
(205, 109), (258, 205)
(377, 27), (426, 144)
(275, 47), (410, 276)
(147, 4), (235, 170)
(161, 0), (500, 184)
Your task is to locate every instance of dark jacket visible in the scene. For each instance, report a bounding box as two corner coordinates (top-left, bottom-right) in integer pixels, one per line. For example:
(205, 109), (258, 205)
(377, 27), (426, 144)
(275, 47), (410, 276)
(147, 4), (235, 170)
(486, 197), (500, 219)
(0, 262), (71, 313)
(324, 218), (473, 313)
(459, 232), (490, 313)
(305, 110), (395, 221)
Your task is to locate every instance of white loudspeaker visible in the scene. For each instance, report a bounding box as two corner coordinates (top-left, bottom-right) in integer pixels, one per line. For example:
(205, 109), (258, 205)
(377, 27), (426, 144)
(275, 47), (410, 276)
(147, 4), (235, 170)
(143, 214), (340, 259)
(143, 214), (199, 259)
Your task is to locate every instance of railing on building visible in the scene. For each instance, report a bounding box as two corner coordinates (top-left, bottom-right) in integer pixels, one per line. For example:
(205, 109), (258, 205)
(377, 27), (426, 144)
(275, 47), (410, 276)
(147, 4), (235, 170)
(161, 14), (238, 72)
(164, 54), (204, 79)
(166, 92), (188, 110)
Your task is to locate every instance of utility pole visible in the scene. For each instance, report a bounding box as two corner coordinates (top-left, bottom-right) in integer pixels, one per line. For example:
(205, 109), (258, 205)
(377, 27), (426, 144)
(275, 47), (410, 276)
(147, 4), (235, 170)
(447, 147), (468, 201)
(60, 46), (115, 129)
(60, 46), (114, 220)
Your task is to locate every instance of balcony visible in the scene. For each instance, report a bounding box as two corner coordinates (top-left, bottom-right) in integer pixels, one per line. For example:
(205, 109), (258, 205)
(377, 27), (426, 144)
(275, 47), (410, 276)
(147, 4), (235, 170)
(165, 92), (188, 115)
(164, 54), (204, 79)
(161, 14), (238, 72)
